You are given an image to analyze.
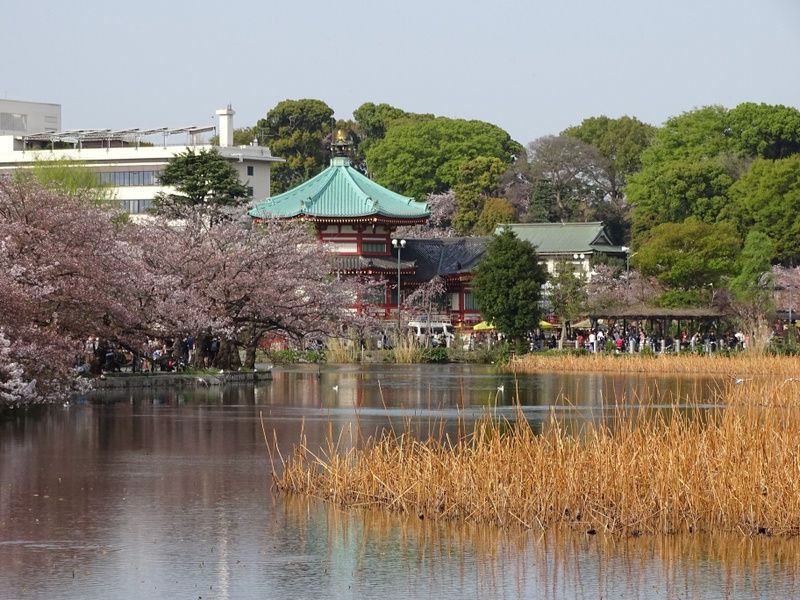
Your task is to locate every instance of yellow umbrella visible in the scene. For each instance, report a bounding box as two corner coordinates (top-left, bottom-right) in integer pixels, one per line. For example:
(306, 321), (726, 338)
(473, 321), (495, 331)
(538, 320), (554, 329)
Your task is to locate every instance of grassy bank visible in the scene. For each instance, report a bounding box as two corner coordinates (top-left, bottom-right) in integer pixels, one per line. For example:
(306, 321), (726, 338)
(510, 352), (800, 378)
(273, 377), (800, 536)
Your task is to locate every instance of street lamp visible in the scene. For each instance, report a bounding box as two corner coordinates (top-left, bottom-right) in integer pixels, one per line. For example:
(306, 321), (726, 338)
(621, 246), (630, 273)
(573, 253), (585, 275)
(392, 238), (406, 331)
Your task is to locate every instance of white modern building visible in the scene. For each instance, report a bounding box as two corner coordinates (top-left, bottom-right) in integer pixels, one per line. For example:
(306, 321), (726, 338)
(0, 99), (61, 136)
(0, 105), (282, 214)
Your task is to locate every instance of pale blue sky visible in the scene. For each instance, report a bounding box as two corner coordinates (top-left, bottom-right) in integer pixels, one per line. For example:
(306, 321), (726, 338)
(5, 0), (799, 144)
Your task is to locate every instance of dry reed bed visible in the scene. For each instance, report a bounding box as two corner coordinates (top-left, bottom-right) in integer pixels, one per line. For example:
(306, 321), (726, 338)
(510, 353), (800, 378)
(273, 379), (800, 537)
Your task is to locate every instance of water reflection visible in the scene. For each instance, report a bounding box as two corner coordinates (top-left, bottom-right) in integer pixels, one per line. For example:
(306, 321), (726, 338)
(0, 365), (786, 600)
(280, 498), (800, 600)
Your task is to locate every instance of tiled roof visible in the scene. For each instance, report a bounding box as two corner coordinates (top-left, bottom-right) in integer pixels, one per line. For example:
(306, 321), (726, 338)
(401, 237), (489, 282)
(249, 156), (429, 221)
(333, 255), (416, 273)
(495, 222), (624, 254)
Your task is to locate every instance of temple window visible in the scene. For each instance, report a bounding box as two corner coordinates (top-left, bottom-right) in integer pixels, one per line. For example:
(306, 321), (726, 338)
(464, 291), (478, 311)
(362, 242), (387, 254)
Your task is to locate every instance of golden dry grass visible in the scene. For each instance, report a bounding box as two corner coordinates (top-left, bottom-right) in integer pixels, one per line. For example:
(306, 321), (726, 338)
(510, 352), (800, 378)
(325, 337), (360, 363)
(392, 334), (422, 364)
(271, 377), (800, 537)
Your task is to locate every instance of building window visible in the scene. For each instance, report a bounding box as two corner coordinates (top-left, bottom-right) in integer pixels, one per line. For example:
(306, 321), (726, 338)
(247, 186), (254, 197)
(464, 291), (478, 311)
(247, 165), (254, 176)
(0, 112), (27, 132)
(362, 242), (387, 254)
(119, 199), (153, 214)
(98, 170), (162, 187)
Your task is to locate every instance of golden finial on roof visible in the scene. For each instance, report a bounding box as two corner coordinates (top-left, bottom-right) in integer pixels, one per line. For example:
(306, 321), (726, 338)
(335, 129), (348, 143)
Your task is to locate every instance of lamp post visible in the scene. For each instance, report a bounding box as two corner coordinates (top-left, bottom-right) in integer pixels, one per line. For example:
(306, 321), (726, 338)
(621, 246), (630, 273)
(573, 252), (585, 275)
(392, 238), (406, 331)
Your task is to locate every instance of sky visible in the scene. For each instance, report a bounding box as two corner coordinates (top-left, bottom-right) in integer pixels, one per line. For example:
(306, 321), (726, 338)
(4, 0), (800, 145)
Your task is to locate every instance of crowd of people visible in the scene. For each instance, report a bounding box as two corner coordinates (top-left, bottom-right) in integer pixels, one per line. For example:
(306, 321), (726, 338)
(524, 324), (750, 354)
(76, 334), (222, 374)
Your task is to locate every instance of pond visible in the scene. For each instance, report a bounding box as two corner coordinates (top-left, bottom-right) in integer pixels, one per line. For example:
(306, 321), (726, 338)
(1, 365), (797, 599)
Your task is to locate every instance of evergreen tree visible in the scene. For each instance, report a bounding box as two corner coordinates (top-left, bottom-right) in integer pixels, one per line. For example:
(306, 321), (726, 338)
(472, 229), (547, 340)
(255, 99), (335, 194)
(153, 148), (248, 221)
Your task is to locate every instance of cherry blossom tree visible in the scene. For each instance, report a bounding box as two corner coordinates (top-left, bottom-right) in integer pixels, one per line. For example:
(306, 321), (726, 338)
(395, 190), (456, 238)
(586, 264), (664, 311)
(0, 180), (145, 403)
(1, 178), (373, 404)
(131, 211), (363, 369)
(0, 330), (36, 405)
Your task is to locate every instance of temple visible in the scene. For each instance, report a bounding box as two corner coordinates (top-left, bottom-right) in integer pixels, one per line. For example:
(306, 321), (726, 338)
(249, 135), (626, 330)
(248, 134), (486, 327)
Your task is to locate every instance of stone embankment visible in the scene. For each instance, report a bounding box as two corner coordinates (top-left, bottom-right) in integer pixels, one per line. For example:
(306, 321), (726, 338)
(93, 370), (272, 389)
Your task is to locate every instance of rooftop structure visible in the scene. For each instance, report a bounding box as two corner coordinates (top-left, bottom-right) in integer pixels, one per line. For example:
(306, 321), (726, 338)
(0, 99), (61, 136)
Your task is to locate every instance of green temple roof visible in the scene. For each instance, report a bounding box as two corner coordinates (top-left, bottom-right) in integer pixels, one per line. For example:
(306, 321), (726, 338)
(249, 156), (429, 224)
(495, 222), (624, 254)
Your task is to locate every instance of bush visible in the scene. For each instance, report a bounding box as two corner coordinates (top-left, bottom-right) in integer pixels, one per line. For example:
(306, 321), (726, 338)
(265, 349), (324, 364)
(770, 333), (800, 356)
(420, 347), (449, 363)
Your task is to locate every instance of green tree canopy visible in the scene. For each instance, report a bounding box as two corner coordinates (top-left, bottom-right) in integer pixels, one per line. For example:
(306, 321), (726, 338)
(210, 127), (256, 146)
(627, 159), (735, 241)
(727, 102), (800, 159)
(632, 217), (741, 306)
(255, 99), (335, 194)
(352, 102), (431, 150)
(452, 156), (506, 234)
(365, 117), (522, 200)
(642, 105), (733, 164)
(15, 158), (115, 208)
(729, 155), (800, 264)
(730, 230), (776, 304)
(475, 197), (517, 235)
(153, 148), (248, 218)
(472, 229), (547, 339)
(626, 103), (800, 241)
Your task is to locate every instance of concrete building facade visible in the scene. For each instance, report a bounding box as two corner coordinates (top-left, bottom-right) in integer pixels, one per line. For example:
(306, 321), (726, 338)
(0, 99), (61, 136)
(0, 106), (281, 214)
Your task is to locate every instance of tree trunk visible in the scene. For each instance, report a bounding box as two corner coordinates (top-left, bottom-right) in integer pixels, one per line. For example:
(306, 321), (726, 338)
(213, 337), (241, 371)
(192, 331), (211, 368)
(559, 321), (567, 350)
(243, 326), (261, 370)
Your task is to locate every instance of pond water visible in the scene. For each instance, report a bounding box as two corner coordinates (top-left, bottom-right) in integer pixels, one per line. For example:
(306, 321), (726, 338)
(1, 364), (798, 599)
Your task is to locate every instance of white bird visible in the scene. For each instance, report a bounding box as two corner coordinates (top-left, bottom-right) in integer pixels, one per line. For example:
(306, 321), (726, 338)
(497, 384), (505, 393)
(196, 378), (209, 387)
(62, 401), (70, 409)
(732, 377), (750, 385)
(332, 385), (339, 392)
